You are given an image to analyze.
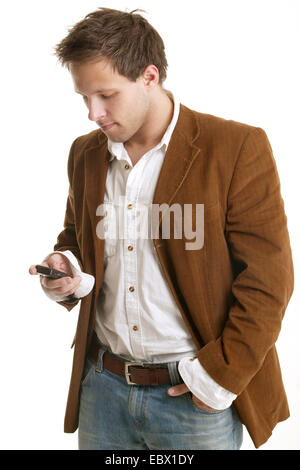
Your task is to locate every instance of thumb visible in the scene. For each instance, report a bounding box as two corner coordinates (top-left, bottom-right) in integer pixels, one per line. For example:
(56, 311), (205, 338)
(28, 265), (38, 275)
(28, 260), (50, 275)
(168, 383), (189, 397)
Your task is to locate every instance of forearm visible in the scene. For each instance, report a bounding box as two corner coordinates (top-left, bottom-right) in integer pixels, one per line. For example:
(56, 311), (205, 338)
(178, 357), (237, 409)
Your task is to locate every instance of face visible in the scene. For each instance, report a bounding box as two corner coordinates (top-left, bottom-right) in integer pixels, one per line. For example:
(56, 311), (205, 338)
(69, 59), (152, 144)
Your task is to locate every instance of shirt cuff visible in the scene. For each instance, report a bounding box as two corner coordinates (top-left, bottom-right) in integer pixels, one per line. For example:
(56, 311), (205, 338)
(178, 356), (237, 410)
(46, 250), (95, 300)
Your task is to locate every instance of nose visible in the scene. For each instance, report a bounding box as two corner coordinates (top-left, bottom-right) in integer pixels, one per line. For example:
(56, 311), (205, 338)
(88, 97), (107, 122)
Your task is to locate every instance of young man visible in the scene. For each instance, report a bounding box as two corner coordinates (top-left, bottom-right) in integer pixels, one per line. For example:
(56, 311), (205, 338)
(29, 7), (294, 450)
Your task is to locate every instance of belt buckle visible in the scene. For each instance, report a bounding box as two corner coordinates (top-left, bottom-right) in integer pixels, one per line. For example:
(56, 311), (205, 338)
(125, 362), (144, 385)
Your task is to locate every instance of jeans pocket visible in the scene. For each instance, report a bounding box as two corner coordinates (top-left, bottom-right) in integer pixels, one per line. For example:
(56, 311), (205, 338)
(81, 357), (95, 387)
(187, 392), (226, 415)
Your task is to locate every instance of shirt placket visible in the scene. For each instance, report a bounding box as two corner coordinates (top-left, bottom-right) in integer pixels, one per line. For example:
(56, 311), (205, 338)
(123, 158), (146, 359)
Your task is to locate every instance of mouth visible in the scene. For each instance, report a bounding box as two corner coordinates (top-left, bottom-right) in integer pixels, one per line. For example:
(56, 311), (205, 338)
(100, 122), (115, 131)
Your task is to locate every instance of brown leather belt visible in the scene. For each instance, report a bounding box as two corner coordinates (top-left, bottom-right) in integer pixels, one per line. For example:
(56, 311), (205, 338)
(88, 333), (171, 386)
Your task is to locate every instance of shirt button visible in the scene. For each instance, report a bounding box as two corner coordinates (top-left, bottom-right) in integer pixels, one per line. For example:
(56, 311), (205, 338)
(127, 204), (133, 209)
(128, 245), (133, 251)
(129, 286), (135, 292)
(124, 164), (130, 170)
(133, 325), (139, 331)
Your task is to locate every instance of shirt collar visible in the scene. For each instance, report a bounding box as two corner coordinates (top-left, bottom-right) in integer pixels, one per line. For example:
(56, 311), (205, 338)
(107, 89), (180, 162)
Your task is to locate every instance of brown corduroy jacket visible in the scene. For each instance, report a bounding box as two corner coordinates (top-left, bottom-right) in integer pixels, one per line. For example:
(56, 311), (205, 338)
(54, 103), (294, 448)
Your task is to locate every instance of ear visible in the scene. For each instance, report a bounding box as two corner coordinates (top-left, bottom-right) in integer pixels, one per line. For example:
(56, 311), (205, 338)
(142, 64), (160, 87)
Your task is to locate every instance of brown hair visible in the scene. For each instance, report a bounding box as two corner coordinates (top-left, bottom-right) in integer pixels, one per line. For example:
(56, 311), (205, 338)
(54, 7), (168, 85)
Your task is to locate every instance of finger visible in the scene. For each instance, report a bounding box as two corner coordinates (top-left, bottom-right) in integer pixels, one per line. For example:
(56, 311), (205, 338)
(43, 253), (64, 264)
(40, 275), (73, 290)
(168, 384), (189, 396)
(44, 254), (72, 276)
(29, 265), (37, 275)
(63, 282), (81, 297)
(52, 276), (82, 297)
(51, 260), (67, 270)
(57, 261), (68, 271)
(192, 395), (217, 411)
(29, 259), (51, 276)
(41, 275), (81, 294)
(64, 276), (82, 294)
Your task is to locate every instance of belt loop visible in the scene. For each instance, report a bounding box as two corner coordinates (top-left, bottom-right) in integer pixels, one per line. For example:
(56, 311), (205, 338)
(91, 331), (108, 373)
(95, 347), (106, 373)
(167, 361), (182, 386)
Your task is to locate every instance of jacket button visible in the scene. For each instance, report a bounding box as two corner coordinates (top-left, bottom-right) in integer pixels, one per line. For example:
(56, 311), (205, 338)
(129, 286), (135, 292)
(125, 164), (130, 170)
(133, 325), (138, 331)
(128, 245), (133, 251)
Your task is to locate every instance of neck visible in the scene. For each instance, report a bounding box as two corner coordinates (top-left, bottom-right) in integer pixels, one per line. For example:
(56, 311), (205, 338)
(125, 88), (174, 150)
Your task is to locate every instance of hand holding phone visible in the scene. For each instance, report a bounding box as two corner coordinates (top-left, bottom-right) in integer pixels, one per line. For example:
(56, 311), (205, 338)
(29, 253), (81, 301)
(35, 264), (73, 279)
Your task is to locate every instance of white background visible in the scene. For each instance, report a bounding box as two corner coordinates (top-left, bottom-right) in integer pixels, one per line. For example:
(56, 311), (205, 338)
(0, 0), (299, 450)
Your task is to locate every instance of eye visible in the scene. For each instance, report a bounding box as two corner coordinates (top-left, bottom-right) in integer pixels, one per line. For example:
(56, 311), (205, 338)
(101, 94), (114, 99)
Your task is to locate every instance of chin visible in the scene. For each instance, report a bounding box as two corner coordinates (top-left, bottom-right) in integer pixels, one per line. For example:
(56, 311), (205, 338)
(110, 131), (131, 144)
(107, 134), (125, 143)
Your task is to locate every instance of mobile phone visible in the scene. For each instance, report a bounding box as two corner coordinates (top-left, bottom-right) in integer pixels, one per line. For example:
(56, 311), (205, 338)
(35, 264), (73, 279)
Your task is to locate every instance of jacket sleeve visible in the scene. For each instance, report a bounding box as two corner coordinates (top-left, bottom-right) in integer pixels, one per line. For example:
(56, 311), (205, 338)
(53, 139), (83, 312)
(196, 127), (294, 395)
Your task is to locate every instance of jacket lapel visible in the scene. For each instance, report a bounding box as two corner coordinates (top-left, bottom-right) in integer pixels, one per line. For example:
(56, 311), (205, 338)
(84, 136), (109, 285)
(152, 103), (202, 236)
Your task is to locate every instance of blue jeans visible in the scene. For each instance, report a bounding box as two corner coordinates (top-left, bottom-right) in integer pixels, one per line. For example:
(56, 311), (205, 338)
(78, 344), (243, 450)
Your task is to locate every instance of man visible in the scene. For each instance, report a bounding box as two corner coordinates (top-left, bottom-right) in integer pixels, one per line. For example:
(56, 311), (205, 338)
(29, 7), (294, 450)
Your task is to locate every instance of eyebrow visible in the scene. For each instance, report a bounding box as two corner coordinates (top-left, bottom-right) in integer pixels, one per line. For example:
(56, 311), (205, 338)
(75, 88), (117, 95)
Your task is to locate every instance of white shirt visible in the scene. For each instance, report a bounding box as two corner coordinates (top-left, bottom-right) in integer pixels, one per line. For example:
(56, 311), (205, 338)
(49, 90), (236, 410)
